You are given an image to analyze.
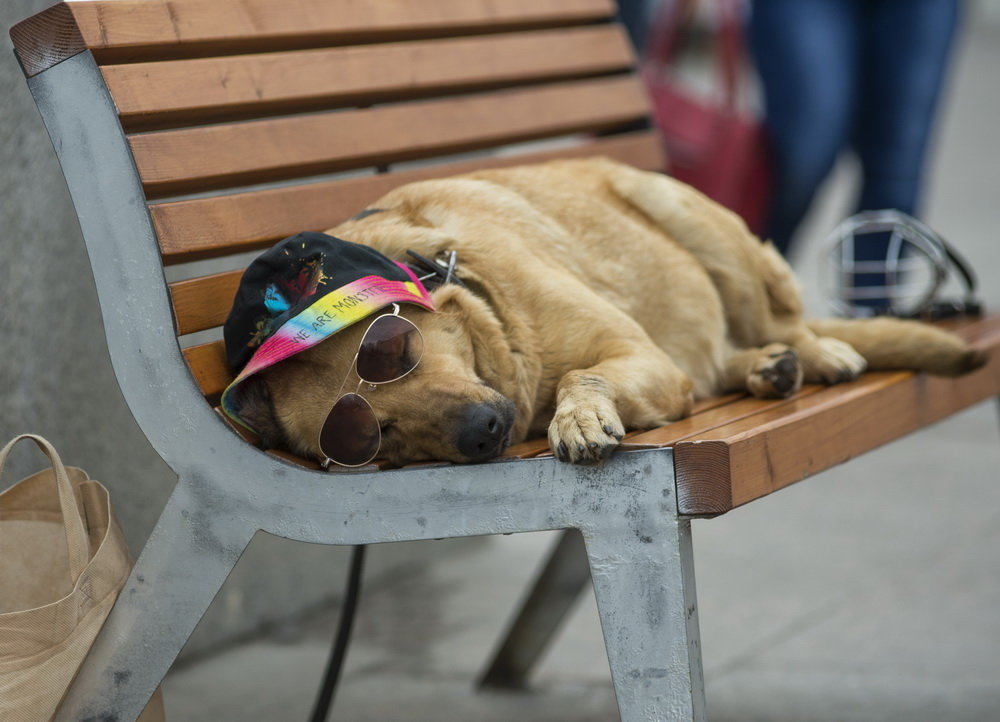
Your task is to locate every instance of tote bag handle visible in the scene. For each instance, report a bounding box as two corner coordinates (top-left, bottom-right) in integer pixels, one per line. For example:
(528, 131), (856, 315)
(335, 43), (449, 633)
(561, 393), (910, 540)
(0, 434), (90, 583)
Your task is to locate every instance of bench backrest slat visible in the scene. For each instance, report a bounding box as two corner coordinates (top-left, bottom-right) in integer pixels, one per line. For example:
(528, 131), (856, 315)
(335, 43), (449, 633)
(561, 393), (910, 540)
(182, 342), (230, 404)
(131, 75), (650, 198)
(13, 0), (616, 71)
(170, 272), (242, 337)
(105, 25), (635, 131)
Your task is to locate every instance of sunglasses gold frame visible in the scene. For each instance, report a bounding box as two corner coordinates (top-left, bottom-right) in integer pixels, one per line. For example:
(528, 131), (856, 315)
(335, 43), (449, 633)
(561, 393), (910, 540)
(318, 304), (424, 468)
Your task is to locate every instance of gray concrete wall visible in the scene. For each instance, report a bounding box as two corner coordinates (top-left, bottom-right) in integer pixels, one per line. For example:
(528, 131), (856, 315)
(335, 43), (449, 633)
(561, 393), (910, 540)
(0, 0), (472, 659)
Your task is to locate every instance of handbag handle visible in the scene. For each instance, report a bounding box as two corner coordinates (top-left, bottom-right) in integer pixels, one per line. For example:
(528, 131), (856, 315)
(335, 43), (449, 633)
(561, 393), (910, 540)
(0, 434), (90, 584)
(643, 0), (747, 112)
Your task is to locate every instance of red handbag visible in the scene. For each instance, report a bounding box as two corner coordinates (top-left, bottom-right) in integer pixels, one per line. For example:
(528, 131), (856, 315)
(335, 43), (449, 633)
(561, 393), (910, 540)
(642, 0), (772, 235)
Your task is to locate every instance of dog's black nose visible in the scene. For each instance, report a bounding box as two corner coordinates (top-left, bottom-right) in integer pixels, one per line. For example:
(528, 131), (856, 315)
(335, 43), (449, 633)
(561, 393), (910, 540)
(456, 403), (510, 461)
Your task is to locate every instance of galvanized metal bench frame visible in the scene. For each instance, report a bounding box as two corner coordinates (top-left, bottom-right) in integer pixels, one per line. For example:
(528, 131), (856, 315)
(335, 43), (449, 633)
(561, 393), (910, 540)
(13, 2), (1000, 720)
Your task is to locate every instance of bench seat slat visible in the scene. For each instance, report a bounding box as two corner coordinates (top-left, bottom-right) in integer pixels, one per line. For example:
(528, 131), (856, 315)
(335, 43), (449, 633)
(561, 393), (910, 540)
(689, 393), (746, 415)
(130, 75), (650, 197)
(674, 316), (1000, 516)
(11, 0), (615, 73)
(154, 130), (665, 268)
(530, 389), (824, 459)
(470, 394), (748, 460)
(104, 26), (635, 131)
(626, 387), (826, 447)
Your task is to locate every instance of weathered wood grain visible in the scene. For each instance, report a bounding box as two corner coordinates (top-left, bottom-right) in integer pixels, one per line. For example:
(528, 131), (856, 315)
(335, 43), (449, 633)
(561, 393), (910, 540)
(130, 75), (649, 197)
(16, 0), (615, 66)
(9, 3), (86, 77)
(182, 340), (230, 403)
(169, 271), (243, 336)
(153, 131), (665, 266)
(104, 26), (634, 130)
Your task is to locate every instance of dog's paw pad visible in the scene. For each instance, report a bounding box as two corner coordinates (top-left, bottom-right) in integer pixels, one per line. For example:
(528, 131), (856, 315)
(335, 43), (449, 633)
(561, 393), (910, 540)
(748, 345), (803, 398)
(549, 403), (624, 465)
(800, 337), (867, 385)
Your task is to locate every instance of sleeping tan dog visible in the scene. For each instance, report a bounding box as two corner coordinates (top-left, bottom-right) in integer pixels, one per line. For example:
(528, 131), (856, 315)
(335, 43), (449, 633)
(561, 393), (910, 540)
(237, 158), (986, 465)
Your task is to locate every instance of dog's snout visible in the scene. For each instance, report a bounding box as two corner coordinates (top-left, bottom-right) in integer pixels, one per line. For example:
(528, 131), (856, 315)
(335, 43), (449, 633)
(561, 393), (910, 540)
(456, 403), (511, 461)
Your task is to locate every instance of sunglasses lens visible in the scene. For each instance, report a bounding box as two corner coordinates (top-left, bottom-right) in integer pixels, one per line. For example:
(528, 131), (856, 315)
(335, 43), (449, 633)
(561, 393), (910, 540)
(356, 315), (423, 383)
(319, 393), (380, 467)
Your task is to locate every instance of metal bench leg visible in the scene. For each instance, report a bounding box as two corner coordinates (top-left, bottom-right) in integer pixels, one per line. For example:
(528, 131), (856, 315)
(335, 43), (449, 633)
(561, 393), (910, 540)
(584, 517), (706, 722)
(478, 528), (591, 689)
(55, 479), (256, 722)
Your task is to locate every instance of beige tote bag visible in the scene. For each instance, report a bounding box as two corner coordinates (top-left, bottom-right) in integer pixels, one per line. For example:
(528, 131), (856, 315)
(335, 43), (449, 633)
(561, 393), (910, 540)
(0, 434), (164, 721)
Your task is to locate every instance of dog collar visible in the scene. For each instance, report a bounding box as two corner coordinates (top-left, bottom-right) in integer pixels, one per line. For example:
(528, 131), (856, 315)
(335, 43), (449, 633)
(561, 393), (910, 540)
(405, 249), (467, 291)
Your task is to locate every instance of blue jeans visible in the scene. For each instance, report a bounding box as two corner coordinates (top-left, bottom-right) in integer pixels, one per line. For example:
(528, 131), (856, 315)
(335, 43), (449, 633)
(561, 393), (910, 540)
(750, 0), (960, 258)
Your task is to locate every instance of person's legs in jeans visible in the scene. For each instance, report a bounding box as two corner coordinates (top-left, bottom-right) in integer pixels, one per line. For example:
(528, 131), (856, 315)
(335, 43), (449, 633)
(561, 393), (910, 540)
(854, 0), (959, 214)
(850, 0), (960, 310)
(750, 0), (861, 256)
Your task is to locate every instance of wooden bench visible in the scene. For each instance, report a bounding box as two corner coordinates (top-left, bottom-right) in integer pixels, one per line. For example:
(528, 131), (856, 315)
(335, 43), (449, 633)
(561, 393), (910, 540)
(11, 1), (1000, 720)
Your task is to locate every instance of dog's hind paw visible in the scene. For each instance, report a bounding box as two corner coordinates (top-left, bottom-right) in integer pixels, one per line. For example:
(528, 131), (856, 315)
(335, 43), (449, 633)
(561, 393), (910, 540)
(548, 400), (624, 465)
(748, 345), (803, 398)
(799, 336), (868, 385)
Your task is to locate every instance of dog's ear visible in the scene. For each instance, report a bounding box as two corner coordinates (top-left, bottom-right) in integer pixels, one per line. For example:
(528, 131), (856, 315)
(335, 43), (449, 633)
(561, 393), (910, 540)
(233, 375), (287, 450)
(428, 281), (539, 437)
(430, 283), (508, 359)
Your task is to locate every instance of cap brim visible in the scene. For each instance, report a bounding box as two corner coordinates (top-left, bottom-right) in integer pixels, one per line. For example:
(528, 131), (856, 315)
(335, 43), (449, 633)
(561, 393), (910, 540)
(221, 263), (434, 432)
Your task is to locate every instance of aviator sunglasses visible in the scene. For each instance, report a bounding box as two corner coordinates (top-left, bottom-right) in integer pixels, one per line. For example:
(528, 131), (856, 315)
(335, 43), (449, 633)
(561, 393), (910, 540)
(318, 304), (424, 468)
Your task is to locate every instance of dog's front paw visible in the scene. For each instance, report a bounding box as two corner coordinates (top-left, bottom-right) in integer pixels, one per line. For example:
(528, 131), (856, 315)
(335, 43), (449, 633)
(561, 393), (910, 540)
(548, 398), (624, 465)
(799, 336), (867, 385)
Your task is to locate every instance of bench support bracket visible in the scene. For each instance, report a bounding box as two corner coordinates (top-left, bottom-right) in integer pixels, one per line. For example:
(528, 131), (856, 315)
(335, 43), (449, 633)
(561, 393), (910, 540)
(480, 519), (706, 722)
(584, 514), (705, 721)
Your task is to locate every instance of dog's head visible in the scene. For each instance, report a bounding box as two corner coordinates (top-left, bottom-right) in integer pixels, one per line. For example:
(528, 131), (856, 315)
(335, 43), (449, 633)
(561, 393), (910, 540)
(236, 284), (519, 466)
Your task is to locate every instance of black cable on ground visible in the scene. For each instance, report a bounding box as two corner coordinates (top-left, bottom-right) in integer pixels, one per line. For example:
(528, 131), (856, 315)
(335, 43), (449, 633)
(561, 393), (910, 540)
(309, 544), (366, 722)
